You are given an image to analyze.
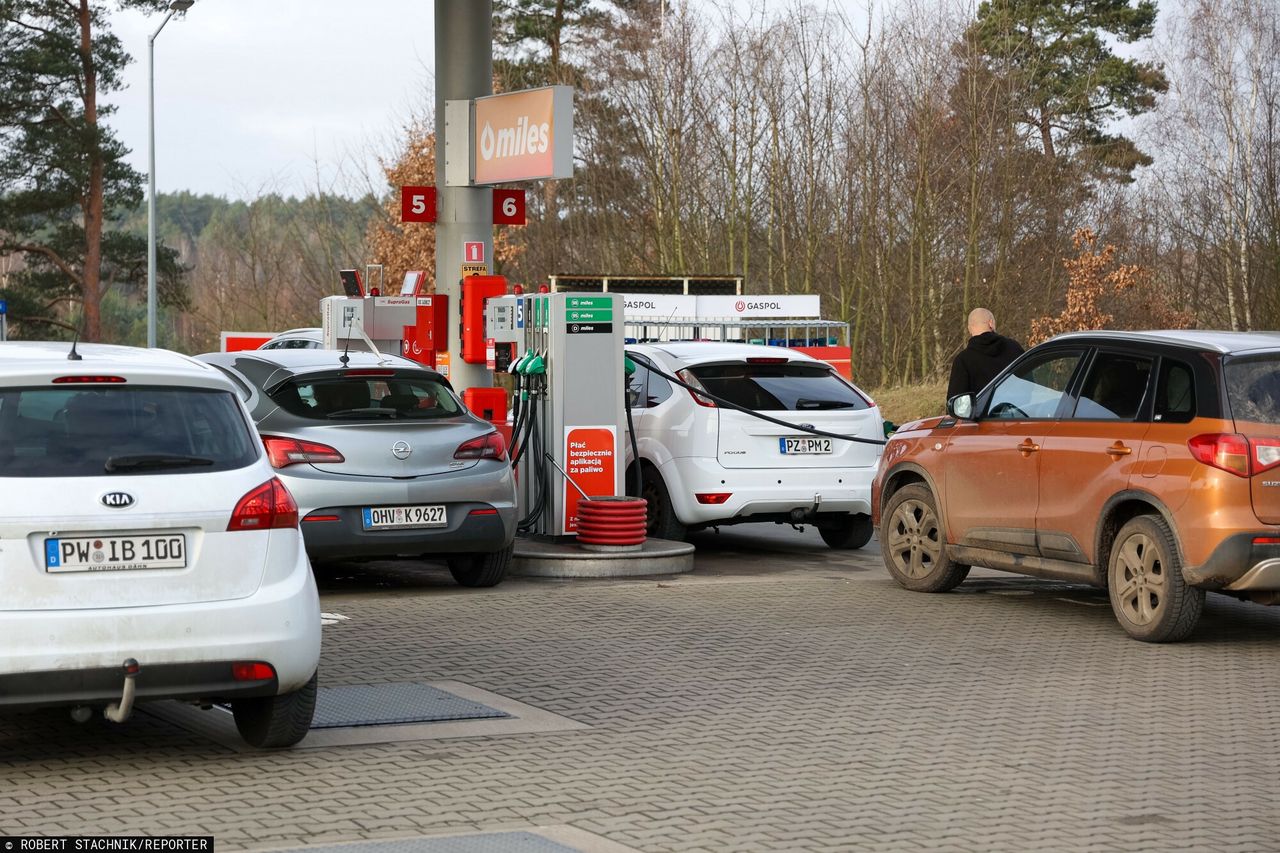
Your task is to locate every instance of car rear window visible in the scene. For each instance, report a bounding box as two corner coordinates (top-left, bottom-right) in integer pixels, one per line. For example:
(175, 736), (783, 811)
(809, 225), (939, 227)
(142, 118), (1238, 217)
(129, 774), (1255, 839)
(690, 362), (870, 411)
(272, 375), (465, 420)
(0, 387), (259, 477)
(1225, 355), (1280, 424)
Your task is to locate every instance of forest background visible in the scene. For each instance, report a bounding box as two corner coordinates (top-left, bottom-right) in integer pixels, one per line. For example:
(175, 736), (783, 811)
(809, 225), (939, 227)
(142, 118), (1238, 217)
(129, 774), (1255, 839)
(0, 0), (1276, 408)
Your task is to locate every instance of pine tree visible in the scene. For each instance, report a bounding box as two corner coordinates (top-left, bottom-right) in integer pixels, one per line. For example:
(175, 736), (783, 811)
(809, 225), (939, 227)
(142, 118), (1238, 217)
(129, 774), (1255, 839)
(0, 0), (186, 341)
(967, 0), (1168, 182)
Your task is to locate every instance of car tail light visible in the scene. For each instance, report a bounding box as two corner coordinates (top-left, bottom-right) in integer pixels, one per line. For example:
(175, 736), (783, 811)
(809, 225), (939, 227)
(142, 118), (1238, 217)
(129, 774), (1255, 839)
(746, 357), (788, 364)
(455, 431), (507, 461)
(262, 435), (345, 468)
(695, 492), (732, 505)
(676, 369), (717, 408)
(469, 507), (499, 516)
(52, 375), (126, 384)
(1253, 438), (1280, 474)
(231, 662), (276, 681)
(1189, 433), (1251, 477)
(1253, 537), (1280, 545)
(228, 478), (299, 531)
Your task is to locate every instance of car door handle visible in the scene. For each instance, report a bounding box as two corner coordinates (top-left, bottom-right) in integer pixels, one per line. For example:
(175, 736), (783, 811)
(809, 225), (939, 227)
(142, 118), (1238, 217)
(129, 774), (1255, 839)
(1106, 442), (1132, 458)
(1018, 439), (1040, 456)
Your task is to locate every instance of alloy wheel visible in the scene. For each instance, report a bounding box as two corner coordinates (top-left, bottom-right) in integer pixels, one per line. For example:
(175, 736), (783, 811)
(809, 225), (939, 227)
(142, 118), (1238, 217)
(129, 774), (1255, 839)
(886, 498), (942, 580)
(1113, 532), (1166, 626)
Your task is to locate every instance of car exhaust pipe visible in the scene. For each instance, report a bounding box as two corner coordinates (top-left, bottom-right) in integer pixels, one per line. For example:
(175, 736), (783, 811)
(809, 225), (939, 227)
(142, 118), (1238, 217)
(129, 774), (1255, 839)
(103, 658), (140, 724)
(69, 705), (92, 724)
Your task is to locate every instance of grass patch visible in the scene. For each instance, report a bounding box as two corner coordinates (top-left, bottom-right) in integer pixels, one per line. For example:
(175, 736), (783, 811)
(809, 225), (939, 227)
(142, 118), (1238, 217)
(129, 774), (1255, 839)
(869, 380), (948, 427)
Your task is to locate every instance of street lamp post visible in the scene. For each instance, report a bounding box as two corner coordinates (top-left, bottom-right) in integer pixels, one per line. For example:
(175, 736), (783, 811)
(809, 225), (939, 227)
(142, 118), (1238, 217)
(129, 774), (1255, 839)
(147, 0), (193, 349)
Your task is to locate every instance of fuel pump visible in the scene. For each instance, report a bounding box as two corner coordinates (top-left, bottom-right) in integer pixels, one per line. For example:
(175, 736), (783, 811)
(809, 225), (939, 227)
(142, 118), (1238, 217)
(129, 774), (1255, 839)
(489, 292), (626, 537)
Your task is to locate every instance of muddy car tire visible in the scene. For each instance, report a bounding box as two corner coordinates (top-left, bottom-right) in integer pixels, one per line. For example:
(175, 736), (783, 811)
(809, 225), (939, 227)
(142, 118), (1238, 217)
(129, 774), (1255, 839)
(1107, 515), (1203, 642)
(880, 484), (968, 592)
(232, 670), (317, 748)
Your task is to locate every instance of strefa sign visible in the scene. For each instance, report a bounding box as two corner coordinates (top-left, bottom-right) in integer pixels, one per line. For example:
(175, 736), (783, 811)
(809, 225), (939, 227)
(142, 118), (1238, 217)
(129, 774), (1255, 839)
(473, 85), (574, 185)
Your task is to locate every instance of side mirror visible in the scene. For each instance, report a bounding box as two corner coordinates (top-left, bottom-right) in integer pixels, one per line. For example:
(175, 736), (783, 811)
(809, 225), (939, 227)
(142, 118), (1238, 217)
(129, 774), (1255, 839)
(947, 393), (975, 420)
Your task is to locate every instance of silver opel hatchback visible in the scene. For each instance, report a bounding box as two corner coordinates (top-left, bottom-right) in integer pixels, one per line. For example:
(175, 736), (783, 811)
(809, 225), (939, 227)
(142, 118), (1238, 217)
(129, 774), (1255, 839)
(199, 349), (517, 587)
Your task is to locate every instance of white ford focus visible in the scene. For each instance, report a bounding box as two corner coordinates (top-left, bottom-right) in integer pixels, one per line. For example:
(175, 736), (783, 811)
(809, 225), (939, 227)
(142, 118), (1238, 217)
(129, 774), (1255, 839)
(0, 342), (321, 748)
(625, 343), (884, 548)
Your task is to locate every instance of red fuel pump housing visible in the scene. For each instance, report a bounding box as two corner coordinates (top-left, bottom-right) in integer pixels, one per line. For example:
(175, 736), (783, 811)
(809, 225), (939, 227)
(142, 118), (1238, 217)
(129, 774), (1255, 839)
(401, 294), (449, 369)
(461, 275), (507, 364)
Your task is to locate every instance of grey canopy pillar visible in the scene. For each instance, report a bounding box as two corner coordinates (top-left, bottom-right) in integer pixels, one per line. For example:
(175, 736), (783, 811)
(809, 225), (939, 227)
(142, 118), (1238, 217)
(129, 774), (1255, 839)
(434, 0), (494, 393)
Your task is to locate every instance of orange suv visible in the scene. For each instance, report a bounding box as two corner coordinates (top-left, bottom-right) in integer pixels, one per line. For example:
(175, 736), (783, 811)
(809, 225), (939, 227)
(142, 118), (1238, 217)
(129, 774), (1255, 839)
(872, 330), (1280, 642)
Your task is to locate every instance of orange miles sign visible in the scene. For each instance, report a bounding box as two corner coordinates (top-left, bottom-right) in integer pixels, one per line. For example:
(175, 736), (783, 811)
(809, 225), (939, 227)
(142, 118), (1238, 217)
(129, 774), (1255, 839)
(473, 85), (573, 185)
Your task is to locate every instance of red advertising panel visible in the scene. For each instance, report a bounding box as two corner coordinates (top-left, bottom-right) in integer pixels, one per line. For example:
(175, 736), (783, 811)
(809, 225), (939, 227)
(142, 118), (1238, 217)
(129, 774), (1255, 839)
(795, 345), (854, 380)
(492, 189), (526, 225)
(562, 426), (618, 533)
(220, 332), (274, 352)
(401, 186), (437, 223)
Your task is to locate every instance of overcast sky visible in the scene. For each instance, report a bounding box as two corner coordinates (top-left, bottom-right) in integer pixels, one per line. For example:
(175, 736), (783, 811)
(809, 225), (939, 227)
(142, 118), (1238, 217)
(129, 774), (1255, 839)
(108, 1), (438, 200)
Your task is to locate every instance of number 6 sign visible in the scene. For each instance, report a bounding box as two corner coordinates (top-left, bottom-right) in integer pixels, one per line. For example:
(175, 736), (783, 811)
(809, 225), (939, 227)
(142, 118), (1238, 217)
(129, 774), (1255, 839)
(492, 188), (526, 225)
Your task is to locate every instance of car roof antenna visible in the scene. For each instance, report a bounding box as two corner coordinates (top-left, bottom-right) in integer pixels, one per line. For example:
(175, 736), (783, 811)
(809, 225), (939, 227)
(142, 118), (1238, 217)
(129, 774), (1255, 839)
(67, 329), (83, 361)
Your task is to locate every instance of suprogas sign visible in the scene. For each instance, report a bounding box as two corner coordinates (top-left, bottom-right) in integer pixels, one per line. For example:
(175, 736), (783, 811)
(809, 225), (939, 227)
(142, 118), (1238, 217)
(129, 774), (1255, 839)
(473, 86), (574, 185)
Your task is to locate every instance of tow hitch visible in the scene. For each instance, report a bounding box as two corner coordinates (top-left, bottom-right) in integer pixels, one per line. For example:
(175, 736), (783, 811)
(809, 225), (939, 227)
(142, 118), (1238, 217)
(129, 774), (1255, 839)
(789, 493), (824, 528)
(103, 658), (140, 723)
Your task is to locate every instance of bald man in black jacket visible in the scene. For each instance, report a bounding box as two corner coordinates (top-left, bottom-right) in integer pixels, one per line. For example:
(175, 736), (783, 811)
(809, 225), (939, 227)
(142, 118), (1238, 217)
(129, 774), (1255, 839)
(947, 308), (1024, 401)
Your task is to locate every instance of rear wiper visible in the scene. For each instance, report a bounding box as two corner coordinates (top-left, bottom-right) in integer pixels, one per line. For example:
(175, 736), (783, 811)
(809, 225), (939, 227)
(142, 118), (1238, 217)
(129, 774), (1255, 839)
(796, 399), (857, 409)
(325, 408), (398, 419)
(105, 454), (216, 472)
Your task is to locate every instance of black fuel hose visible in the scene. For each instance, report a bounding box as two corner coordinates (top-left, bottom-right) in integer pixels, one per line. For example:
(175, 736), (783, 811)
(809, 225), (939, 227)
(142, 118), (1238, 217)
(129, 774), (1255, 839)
(510, 385), (538, 466)
(624, 399), (641, 497)
(633, 357), (888, 447)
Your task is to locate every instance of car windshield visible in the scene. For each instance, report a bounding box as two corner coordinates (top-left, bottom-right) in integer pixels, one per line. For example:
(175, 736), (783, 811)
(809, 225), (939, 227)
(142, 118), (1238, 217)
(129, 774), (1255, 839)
(1225, 354), (1280, 425)
(272, 375), (464, 420)
(0, 386), (259, 477)
(689, 362), (869, 411)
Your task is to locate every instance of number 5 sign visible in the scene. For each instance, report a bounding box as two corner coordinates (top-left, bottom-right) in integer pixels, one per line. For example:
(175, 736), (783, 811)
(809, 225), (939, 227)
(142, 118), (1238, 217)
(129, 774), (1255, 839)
(492, 188), (526, 226)
(401, 186), (436, 223)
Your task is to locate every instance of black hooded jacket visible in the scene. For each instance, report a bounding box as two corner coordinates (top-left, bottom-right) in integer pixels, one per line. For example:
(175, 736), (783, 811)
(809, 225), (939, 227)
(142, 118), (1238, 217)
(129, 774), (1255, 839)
(947, 331), (1024, 400)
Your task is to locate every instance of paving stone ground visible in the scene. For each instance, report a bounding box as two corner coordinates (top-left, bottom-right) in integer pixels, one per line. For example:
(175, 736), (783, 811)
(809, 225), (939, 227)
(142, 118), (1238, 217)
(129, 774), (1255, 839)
(4, 524), (1280, 852)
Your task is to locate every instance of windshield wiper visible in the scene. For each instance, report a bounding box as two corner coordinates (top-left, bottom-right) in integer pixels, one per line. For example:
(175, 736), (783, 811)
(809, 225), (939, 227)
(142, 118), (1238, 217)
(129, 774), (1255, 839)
(326, 407), (398, 419)
(105, 454), (216, 472)
(796, 399), (857, 409)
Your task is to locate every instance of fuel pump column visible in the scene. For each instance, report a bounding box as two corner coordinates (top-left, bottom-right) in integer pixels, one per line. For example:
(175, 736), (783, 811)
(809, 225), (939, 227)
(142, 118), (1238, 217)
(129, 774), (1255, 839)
(490, 292), (626, 538)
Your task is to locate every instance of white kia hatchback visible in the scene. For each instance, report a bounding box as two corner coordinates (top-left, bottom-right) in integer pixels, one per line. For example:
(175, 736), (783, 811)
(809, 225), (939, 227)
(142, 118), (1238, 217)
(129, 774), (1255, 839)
(0, 342), (321, 748)
(625, 343), (884, 548)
